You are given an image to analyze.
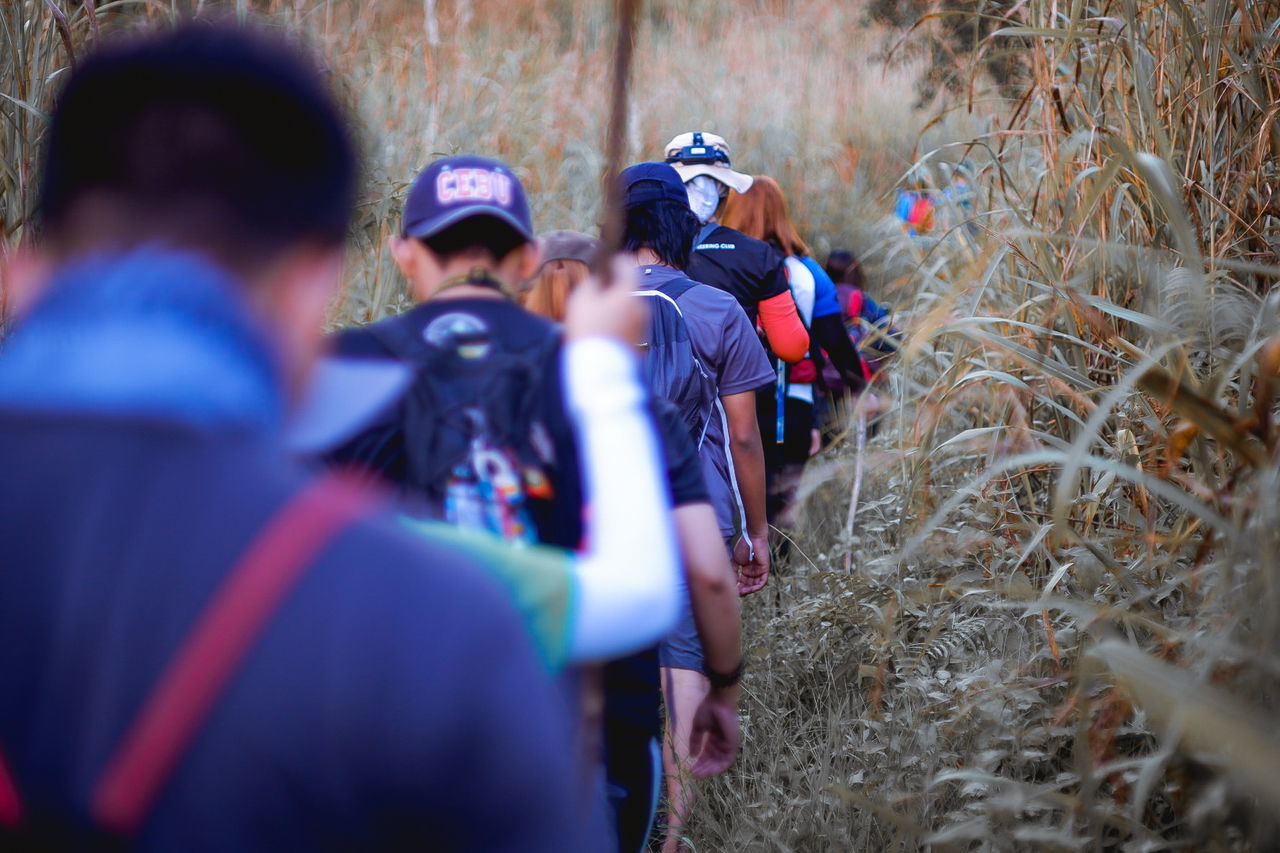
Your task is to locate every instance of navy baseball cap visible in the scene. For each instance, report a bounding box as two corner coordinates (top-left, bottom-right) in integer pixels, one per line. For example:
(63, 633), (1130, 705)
(402, 155), (534, 242)
(619, 162), (689, 207)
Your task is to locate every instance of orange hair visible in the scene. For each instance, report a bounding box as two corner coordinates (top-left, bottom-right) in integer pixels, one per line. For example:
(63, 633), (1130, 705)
(721, 175), (809, 257)
(519, 258), (590, 322)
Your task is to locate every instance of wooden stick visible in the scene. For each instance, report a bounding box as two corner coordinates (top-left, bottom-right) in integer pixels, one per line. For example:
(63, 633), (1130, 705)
(844, 409), (867, 572)
(594, 0), (640, 286)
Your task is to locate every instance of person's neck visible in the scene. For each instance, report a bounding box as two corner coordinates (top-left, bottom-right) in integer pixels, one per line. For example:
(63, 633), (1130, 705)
(416, 258), (511, 302)
(632, 248), (664, 268)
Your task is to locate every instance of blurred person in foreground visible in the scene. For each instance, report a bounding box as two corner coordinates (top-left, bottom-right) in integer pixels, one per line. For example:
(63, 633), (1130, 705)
(0, 23), (624, 850)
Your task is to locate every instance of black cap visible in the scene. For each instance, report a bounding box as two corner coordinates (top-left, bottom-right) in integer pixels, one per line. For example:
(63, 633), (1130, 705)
(402, 155), (534, 242)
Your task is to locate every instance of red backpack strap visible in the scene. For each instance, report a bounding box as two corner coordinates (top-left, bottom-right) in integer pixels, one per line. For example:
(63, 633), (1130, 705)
(846, 287), (864, 321)
(91, 473), (380, 835)
(0, 748), (22, 828)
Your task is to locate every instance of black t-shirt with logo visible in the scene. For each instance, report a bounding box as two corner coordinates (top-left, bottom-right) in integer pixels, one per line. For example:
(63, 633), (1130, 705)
(686, 223), (791, 322)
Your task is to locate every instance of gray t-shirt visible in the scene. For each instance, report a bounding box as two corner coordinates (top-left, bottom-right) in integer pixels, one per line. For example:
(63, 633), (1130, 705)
(637, 265), (774, 537)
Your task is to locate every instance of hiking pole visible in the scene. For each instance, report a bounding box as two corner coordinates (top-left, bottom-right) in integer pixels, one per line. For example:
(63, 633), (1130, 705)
(843, 409), (867, 572)
(594, 0), (640, 286)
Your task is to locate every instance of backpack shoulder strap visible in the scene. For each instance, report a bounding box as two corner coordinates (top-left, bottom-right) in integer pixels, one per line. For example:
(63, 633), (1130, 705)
(658, 277), (701, 303)
(634, 288), (685, 316)
(847, 287), (864, 320)
(90, 473), (380, 835)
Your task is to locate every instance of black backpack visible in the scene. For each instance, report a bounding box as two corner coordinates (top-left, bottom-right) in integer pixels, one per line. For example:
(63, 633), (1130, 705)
(635, 278), (719, 449)
(368, 312), (561, 544)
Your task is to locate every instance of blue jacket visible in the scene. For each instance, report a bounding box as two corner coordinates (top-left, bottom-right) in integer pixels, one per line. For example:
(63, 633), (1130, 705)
(0, 251), (583, 850)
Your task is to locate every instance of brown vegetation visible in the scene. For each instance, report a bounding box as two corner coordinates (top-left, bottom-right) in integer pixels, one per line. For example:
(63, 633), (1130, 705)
(5, 1), (1280, 849)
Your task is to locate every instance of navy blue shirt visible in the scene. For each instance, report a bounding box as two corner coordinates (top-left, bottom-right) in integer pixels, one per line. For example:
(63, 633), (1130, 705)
(0, 251), (584, 851)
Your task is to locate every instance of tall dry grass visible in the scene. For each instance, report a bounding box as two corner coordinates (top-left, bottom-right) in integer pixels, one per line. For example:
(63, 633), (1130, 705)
(718, 1), (1280, 850)
(10, 1), (1279, 850)
(303, 0), (983, 325)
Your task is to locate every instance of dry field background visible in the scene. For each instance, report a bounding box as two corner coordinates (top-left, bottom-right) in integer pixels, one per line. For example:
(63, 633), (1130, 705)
(5, 1), (1280, 850)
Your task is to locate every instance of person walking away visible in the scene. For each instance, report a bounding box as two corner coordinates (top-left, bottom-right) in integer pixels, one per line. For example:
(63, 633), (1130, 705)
(289, 263), (683, 678)
(825, 249), (902, 383)
(617, 162), (773, 852)
(323, 156), (696, 852)
(516, 222), (742, 851)
(821, 249), (902, 440)
(0, 24), (587, 851)
(518, 230), (598, 319)
(721, 176), (868, 526)
(662, 131), (809, 364)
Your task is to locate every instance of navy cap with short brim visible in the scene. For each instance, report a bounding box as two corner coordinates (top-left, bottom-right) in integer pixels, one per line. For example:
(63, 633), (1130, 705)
(402, 155), (534, 242)
(620, 162), (689, 207)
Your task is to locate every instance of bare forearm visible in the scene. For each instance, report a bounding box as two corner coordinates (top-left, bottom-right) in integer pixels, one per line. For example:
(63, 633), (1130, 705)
(729, 425), (767, 539)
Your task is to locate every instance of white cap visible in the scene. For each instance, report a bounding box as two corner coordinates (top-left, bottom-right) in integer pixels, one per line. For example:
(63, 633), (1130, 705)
(663, 131), (753, 194)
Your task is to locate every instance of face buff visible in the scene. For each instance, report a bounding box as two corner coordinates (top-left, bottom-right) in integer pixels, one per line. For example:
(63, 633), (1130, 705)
(685, 175), (722, 223)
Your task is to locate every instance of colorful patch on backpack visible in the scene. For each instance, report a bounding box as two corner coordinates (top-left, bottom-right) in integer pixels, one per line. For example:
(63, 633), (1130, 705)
(522, 467), (554, 500)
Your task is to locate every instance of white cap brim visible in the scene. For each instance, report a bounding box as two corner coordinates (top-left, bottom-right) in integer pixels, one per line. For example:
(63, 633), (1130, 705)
(671, 163), (753, 194)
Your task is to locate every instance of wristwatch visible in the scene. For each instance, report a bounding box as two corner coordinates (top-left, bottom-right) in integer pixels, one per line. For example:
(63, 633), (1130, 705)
(705, 659), (744, 690)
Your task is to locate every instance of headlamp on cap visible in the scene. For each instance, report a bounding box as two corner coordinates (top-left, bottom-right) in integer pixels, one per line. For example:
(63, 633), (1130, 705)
(666, 132), (733, 167)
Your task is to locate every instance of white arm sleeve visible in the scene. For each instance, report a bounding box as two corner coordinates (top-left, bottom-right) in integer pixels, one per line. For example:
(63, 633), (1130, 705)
(562, 337), (680, 662)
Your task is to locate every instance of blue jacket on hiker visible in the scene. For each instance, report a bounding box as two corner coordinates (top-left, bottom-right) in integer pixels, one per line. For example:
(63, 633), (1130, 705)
(0, 250), (583, 851)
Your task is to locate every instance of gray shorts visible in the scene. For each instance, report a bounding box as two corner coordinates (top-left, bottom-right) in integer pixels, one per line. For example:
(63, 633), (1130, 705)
(657, 588), (704, 672)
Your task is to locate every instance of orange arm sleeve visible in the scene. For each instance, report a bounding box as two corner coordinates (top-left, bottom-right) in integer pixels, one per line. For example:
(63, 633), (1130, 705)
(757, 291), (810, 363)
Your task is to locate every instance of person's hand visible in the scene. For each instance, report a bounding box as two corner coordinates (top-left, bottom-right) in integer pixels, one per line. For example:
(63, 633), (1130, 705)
(561, 255), (646, 346)
(688, 686), (740, 778)
(734, 534), (769, 595)
(853, 390), (889, 418)
(809, 428), (822, 457)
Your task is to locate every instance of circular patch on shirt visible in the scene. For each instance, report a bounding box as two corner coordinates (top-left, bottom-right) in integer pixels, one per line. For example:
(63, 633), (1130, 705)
(422, 311), (491, 359)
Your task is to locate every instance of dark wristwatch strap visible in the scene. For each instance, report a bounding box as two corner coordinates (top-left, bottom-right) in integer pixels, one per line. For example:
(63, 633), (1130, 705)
(705, 659), (744, 690)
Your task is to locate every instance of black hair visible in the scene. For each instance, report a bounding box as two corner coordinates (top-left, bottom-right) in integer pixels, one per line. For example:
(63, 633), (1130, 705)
(419, 216), (529, 264)
(621, 191), (700, 270)
(38, 22), (356, 274)
(826, 249), (863, 289)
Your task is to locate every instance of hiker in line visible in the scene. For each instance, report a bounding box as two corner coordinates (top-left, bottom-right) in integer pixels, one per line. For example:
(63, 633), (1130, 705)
(662, 131), (810, 364)
(895, 173), (936, 238)
(825, 249), (902, 384)
(0, 24), (606, 850)
(821, 249), (902, 439)
(662, 131), (812, 541)
(506, 220), (744, 851)
(323, 156), (707, 852)
(617, 162), (774, 852)
(721, 176), (869, 527)
(292, 279), (684, 674)
(518, 230), (597, 319)
(517, 228), (743, 743)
